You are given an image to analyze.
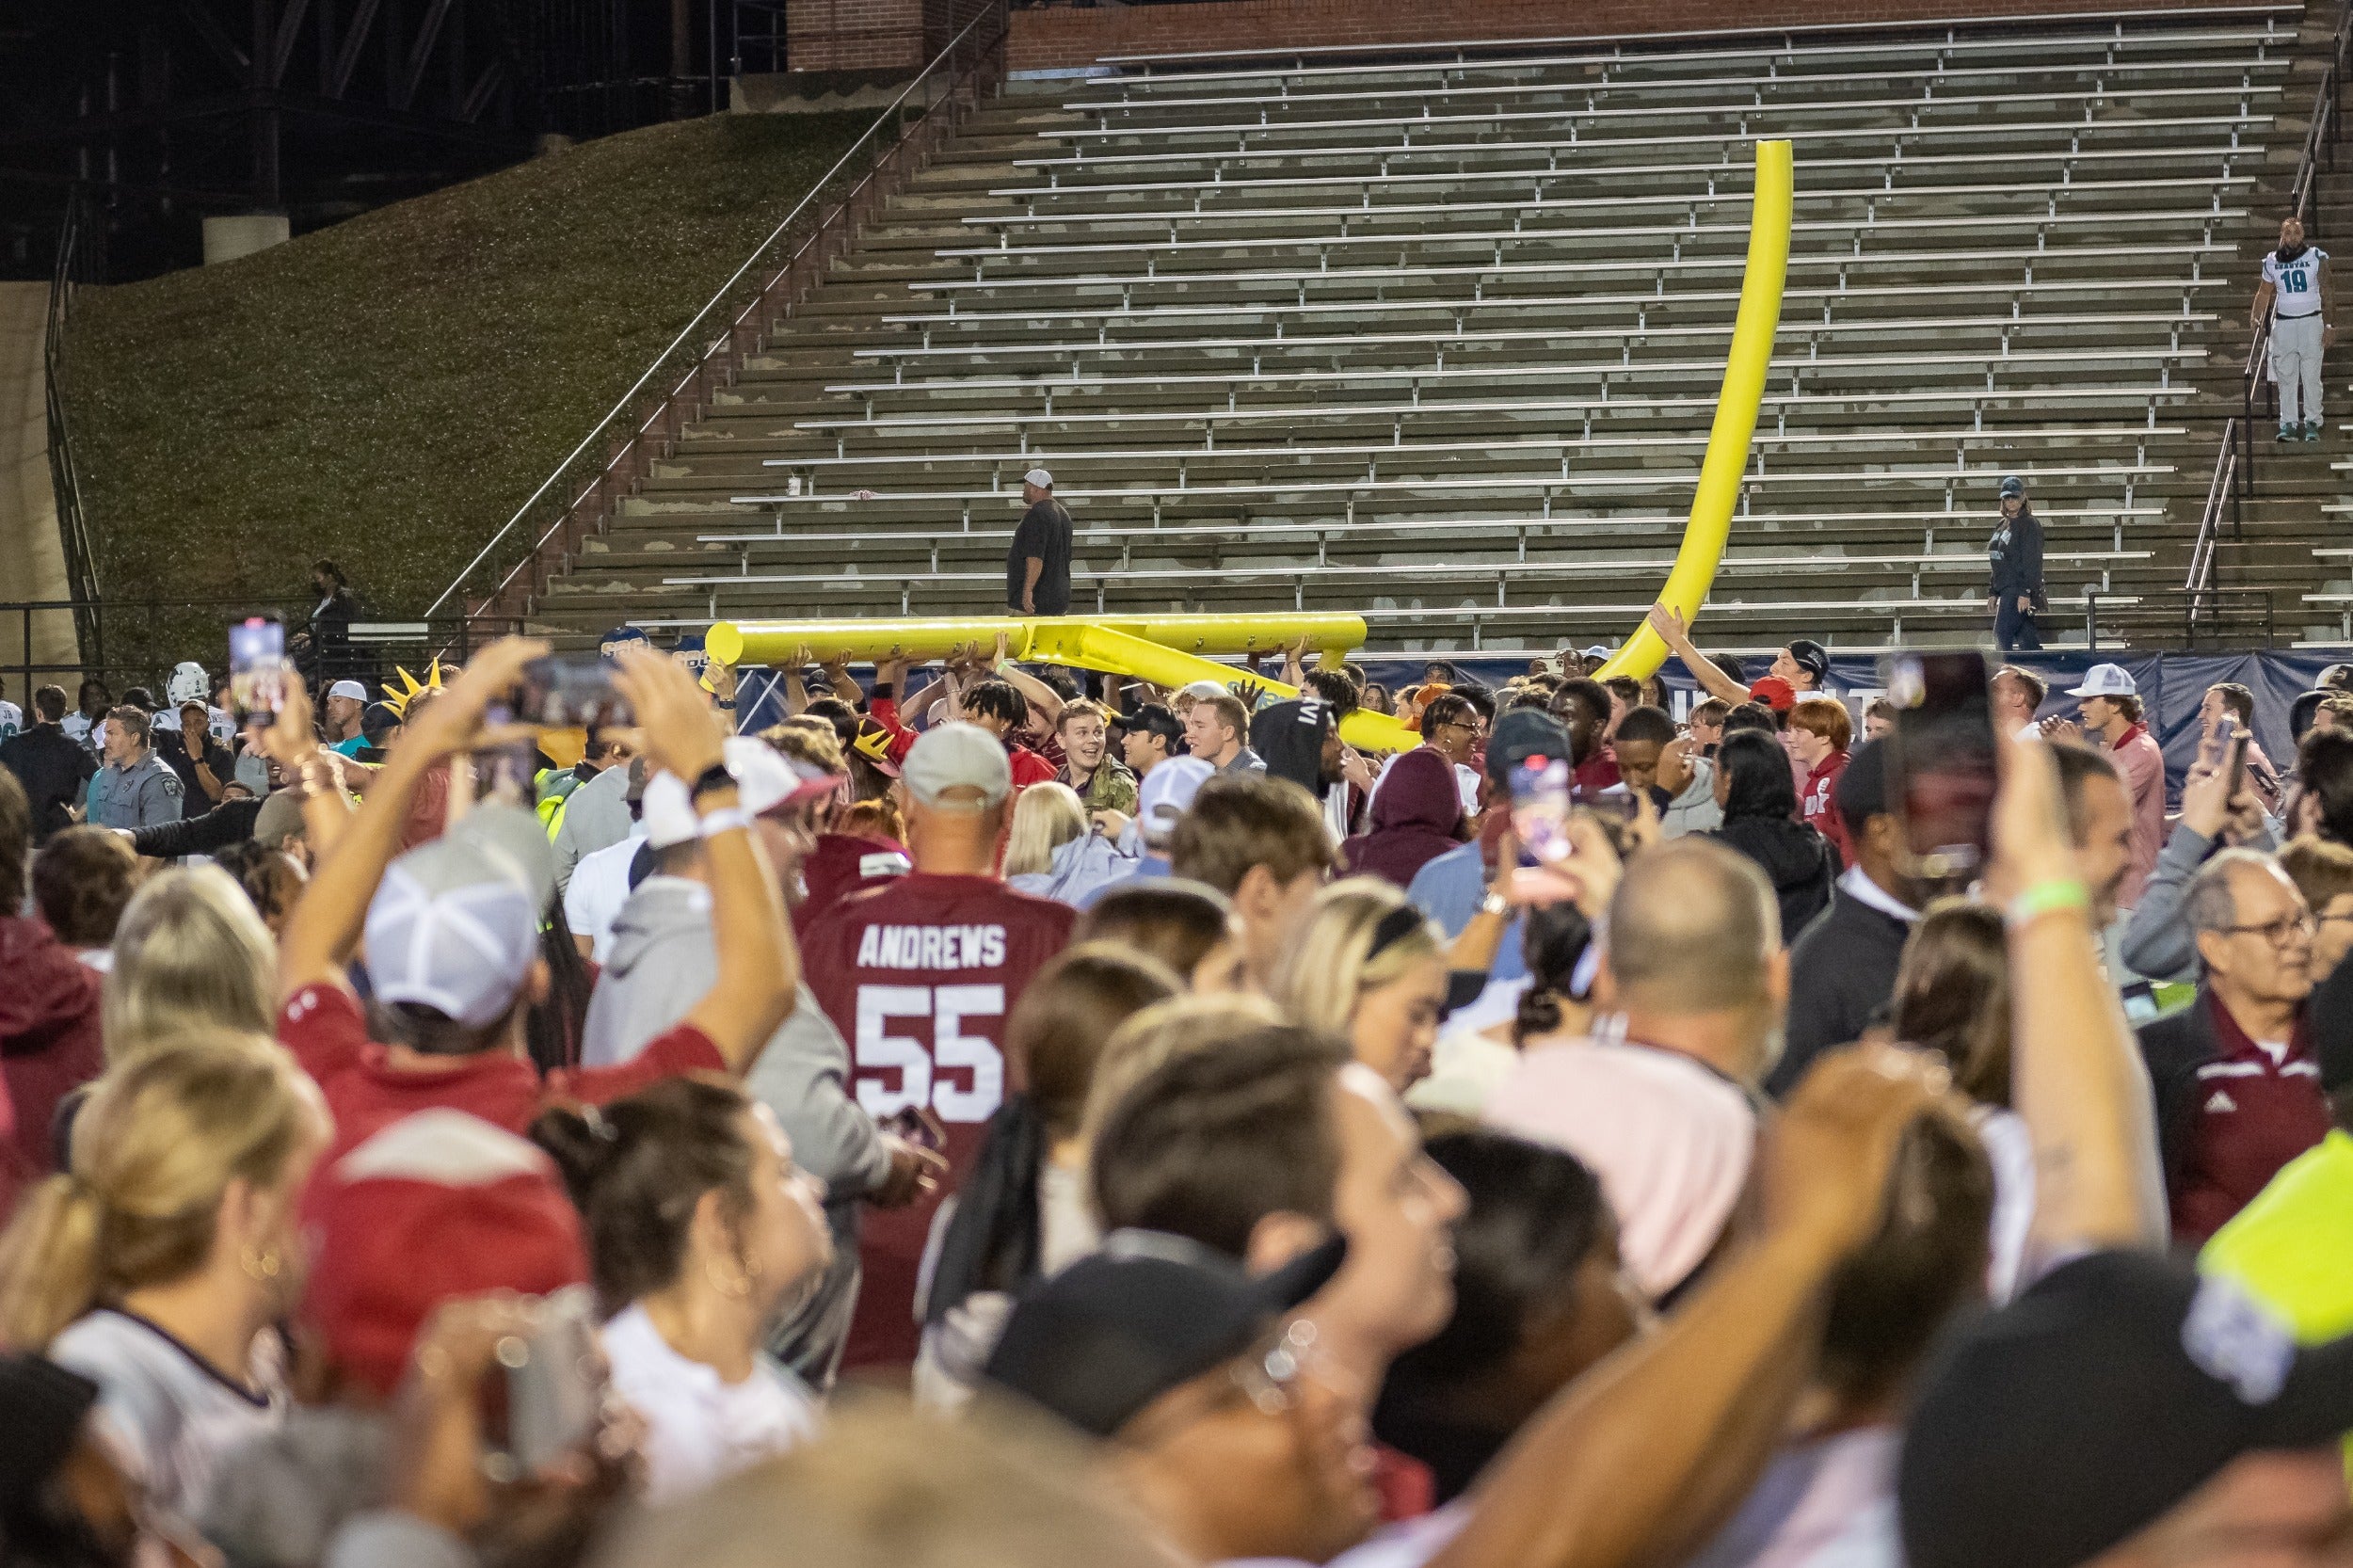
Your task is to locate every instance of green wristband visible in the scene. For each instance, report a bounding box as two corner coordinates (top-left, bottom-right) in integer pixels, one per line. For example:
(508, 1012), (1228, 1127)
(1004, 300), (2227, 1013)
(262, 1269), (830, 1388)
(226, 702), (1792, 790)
(2008, 878), (2090, 930)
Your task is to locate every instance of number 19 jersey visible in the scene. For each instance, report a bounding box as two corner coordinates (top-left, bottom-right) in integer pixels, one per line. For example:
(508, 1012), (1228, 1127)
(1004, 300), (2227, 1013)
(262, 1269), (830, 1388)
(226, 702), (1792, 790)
(2265, 247), (2329, 317)
(800, 872), (1076, 1368)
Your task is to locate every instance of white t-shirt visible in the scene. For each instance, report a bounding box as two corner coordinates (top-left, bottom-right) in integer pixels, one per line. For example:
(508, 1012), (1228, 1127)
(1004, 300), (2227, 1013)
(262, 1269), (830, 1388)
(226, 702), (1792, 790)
(600, 1303), (819, 1503)
(563, 825), (649, 961)
(48, 1307), (287, 1529)
(2265, 247), (2329, 317)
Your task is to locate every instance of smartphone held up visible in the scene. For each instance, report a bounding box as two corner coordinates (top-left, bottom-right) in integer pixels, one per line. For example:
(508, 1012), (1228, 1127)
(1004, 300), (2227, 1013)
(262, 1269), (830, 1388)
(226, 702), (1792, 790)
(1884, 650), (1999, 890)
(228, 616), (290, 720)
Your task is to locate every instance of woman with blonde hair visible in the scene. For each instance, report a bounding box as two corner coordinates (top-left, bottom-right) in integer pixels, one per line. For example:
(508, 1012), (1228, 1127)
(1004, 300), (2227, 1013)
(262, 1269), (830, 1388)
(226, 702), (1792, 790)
(1002, 781), (1091, 898)
(102, 865), (278, 1060)
(1273, 877), (1449, 1093)
(0, 1032), (329, 1527)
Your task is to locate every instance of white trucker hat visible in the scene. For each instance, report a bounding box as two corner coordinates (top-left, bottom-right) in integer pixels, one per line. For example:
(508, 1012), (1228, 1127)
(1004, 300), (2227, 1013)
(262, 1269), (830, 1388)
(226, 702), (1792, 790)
(1023, 467), (1054, 490)
(362, 805), (551, 1027)
(2067, 664), (2139, 699)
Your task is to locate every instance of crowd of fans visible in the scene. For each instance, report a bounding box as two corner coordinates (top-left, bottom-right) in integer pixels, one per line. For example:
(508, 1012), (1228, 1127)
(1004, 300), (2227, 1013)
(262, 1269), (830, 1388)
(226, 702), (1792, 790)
(3, 613), (2353, 1568)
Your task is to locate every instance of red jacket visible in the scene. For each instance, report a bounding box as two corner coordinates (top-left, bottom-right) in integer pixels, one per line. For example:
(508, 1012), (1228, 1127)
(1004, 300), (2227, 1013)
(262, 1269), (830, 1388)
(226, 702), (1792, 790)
(1801, 750), (1852, 868)
(0, 917), (102, 1215)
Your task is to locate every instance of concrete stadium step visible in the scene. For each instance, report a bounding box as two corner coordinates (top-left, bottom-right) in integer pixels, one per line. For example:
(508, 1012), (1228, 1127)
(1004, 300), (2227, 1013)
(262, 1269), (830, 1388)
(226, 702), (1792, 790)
(510, 6), (2335, 653)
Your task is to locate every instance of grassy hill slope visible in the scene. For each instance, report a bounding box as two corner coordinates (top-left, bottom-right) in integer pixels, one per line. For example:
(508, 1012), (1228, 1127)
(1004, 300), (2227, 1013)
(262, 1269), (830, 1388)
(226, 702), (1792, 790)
(64, 109), (872, 680)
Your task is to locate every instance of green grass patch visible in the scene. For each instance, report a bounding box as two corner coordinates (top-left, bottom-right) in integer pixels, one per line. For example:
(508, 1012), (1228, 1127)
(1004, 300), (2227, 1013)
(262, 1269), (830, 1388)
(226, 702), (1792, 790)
(64, 109), (875, 680)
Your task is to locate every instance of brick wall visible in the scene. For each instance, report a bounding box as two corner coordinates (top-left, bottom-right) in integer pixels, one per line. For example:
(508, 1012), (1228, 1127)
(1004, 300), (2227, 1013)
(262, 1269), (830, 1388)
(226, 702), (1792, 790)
(790, 0), (1003, 73)
(1006, 0), (2260, 74)
(786, 0), (932, 72)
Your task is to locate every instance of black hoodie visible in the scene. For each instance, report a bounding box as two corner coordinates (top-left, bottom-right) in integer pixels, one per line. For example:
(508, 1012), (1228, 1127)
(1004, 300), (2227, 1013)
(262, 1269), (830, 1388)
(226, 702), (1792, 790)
(1707, 812), (1835, 945)
(1249, 698), (1336, 798)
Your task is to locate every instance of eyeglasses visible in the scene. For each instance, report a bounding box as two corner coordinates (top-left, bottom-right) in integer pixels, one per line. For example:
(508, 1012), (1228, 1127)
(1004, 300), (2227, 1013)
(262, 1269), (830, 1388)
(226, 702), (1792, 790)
(2216, 913), (2316, 947)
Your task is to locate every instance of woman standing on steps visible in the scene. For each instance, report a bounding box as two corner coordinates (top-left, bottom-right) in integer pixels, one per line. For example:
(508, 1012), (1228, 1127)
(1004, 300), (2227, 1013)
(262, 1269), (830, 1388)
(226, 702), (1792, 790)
(1988, 473), (2045, 653)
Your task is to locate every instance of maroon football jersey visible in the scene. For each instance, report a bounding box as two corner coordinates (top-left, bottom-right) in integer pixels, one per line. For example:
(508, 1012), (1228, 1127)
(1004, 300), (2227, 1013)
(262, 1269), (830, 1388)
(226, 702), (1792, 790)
(801, 872), (1075, 1368)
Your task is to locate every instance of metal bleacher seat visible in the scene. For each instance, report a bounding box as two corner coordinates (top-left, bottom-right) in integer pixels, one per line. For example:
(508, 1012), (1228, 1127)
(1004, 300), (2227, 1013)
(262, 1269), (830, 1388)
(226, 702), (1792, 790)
(534, 7), (2301, 654)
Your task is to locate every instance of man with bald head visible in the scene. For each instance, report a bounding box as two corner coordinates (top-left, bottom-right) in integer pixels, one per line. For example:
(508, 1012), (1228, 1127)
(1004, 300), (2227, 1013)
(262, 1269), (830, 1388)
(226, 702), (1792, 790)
(1598, 834), (1790, 1087)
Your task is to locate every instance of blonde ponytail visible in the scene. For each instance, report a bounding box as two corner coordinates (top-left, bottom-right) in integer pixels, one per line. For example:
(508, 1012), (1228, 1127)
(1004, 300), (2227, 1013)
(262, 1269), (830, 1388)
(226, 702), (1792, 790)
(0, 1175), (104, 1350)
(0, 1031), (326, 1351)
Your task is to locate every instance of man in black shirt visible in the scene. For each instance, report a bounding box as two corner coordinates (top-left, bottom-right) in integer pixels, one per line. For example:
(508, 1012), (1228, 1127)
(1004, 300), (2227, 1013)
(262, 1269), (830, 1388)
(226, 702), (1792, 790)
(1007, 466), (1074, 616)
(0, 684), (96, 840)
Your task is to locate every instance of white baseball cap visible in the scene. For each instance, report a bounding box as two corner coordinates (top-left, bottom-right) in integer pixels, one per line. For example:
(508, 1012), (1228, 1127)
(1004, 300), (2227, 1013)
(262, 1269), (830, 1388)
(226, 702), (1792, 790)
(1023, 467), (1054, 490)
(724, 734), (841, 817)
(643, 736), (842, 850)
(1138, 756), (1216, 841)
(1177, 679), (1228, 702)
(327, 680), (369, 702)
(903, 721), (1013, 808)
(2067, 664), (2139, 699)
(363, 806), (550, 1027)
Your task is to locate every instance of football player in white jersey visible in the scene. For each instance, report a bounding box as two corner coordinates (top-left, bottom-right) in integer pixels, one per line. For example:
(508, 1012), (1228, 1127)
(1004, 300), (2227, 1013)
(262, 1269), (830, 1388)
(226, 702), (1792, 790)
(2252, 215), (2335, 442)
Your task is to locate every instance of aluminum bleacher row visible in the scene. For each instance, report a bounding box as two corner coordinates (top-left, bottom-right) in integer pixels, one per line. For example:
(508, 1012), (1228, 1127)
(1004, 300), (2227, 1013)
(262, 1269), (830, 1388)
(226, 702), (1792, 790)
(535, 8), (2313, 654)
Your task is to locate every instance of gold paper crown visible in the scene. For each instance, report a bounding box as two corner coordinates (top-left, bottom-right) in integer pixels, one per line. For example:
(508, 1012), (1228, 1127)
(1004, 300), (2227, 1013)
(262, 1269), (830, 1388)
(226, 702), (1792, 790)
(378, 660), (446, 719)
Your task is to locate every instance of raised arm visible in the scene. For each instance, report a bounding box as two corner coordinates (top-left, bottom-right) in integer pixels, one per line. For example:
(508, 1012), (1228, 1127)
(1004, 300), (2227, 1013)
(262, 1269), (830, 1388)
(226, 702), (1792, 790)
(1644, 604), (1750, 706)
(1988, 733), (2169, 1258)
(993, 649), (1064, 732)
(1432, 1046), (1951, 1568)
(609, 648), (796, 1068)
(277, 639), (549, 1003)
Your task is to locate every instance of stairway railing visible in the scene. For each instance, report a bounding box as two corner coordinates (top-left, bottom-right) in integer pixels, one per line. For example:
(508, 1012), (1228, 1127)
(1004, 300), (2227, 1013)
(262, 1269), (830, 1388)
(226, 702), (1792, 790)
(2185, 3), (2353, 635)
(45, 185), (103, 675)
(424, 0), (1010, 645)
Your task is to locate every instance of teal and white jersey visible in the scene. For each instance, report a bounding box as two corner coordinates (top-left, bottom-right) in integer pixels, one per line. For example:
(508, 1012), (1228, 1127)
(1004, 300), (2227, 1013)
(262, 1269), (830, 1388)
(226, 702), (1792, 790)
(2264, 247), (2328, 317)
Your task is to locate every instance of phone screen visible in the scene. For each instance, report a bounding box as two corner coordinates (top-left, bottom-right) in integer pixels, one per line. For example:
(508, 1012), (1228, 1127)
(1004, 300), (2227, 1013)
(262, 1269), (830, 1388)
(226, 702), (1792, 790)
(228, 617), (286, 720)
(1508, 756), (1572, 868)
(2224, 728), (2249, 799)
(517, 654), (632, 730)
(472, 703), (537, 803)
(1886, 651), (1998, 888)
(498, 1286), (603, 1477)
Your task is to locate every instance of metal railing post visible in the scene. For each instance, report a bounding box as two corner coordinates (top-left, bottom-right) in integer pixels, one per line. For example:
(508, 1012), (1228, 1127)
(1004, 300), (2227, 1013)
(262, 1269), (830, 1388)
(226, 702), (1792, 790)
(424, 0), (1010, 649)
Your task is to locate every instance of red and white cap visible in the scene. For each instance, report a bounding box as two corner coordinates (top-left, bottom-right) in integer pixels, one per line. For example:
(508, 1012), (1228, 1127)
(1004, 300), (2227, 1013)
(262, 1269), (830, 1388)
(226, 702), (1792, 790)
(304, 1109), (588, 1396)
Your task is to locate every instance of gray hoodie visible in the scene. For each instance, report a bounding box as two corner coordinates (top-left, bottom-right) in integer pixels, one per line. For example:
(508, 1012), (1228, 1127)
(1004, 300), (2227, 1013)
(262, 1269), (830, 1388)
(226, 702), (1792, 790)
(552, 757), (635, 894)
(580, 877), (893, 1207)
(1662, 755), (1724, 839)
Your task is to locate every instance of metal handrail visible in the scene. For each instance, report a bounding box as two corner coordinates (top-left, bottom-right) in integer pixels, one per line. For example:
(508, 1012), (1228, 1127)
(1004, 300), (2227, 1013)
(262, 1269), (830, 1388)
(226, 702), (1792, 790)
(44, 186), (102, 672)
(2185, 4), (2352, 632)
(425, 1), (1009, 635)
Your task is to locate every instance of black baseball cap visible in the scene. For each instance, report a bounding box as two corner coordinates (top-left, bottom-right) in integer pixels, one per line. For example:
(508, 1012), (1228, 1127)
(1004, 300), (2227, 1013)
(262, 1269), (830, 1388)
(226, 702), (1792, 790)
(984, 1229), (1347, 1439)
(1784, 639), (1832, 686)
(1898, 1250), (2353, 1568)
(1484, 707), (1573, 789)
(1999, 474), (2027, 499)
(1112, 703), (1184, 752)
(359, 701), (403, 743)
